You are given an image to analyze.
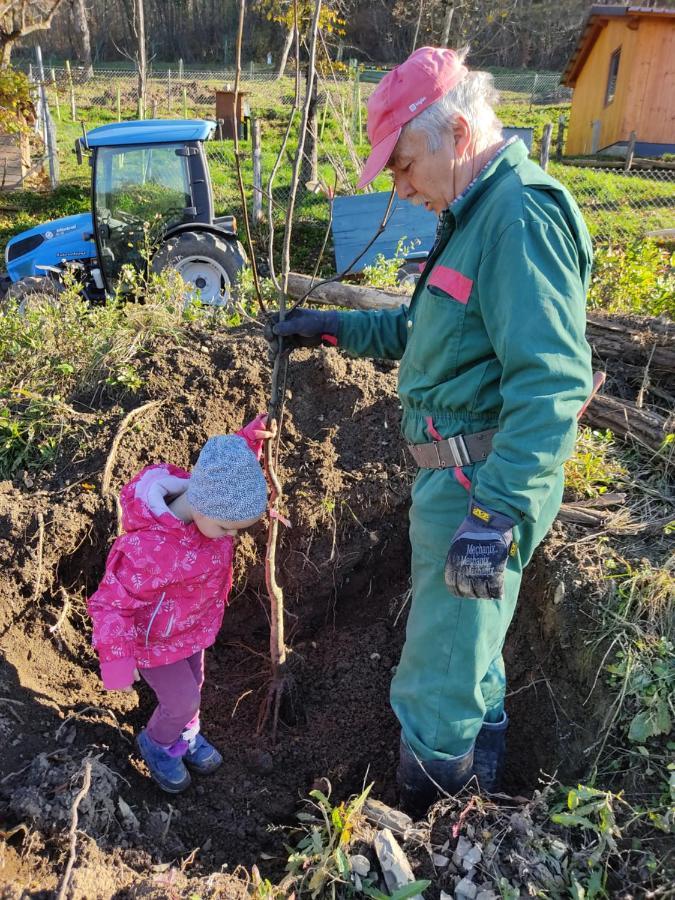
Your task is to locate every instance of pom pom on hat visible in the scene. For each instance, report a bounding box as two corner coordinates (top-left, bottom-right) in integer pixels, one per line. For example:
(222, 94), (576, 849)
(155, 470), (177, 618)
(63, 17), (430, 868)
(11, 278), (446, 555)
(187, 435), (267, 523)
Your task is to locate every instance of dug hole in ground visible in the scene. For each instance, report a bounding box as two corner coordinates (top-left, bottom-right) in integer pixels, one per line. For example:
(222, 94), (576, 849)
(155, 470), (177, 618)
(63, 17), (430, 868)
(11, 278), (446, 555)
(0, 323), (670, 898)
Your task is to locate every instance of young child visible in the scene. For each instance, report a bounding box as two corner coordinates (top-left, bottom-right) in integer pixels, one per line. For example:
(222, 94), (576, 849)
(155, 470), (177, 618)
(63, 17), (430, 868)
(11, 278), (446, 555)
(88, 414), (272, 793)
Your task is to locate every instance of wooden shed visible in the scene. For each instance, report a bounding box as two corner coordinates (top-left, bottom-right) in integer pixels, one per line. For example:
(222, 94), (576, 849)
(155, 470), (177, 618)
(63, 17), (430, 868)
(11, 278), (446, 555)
(561, 5), (675, 157)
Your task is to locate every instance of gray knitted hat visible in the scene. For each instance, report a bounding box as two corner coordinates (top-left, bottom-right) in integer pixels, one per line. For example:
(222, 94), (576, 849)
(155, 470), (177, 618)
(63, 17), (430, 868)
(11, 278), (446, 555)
(187, 434), (267, 522)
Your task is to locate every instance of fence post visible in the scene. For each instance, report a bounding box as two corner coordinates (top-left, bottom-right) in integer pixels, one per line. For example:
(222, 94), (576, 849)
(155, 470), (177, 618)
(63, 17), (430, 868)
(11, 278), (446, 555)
(65, 59), (76, 120)
(36, 46), (59, 189)
(624, 131), (637, 171)
(178, 58), (183, 80)
(556, 114), (565, 161)
(151, 98), (157, 118)
(252, 117), (263, 223)
(352, 65), (362, 143)
(168, 69), (172, 113)
(530, 72), (538, 109)
(116, 84), (121, 122)
(319, 95), (329, 140)
(540, 122), (553, 171)
(182, 86), (187, 118)
(50, 67), (61, 121)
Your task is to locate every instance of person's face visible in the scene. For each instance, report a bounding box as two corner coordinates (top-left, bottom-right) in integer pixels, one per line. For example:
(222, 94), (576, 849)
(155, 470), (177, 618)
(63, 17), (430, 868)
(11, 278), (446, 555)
(387, 116), (472, 214)
(192, 509), (262, 539)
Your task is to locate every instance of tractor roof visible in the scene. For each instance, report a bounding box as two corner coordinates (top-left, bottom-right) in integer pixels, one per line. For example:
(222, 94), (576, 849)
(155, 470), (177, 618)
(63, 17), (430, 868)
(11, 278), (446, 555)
(83, 119), (216, 148)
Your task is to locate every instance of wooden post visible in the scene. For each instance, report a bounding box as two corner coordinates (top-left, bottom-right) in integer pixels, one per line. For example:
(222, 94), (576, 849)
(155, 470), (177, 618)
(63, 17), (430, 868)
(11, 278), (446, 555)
(252, 117), (263, 223)
(352, 65), (362, 143)
(51, 68), (61, 121)
(116, 84), (121, 121)
(65, 60), (76, 120)
(624, 130), (637, 171)
(319, 96), (329, 140)
(151, 98), (157, 118)
(540, 122), (553, 171)
(530, 72), (538, 109)
(182, 86), (187, 118)
(167, 69), (172, 113)
(556, 114), (565, 160)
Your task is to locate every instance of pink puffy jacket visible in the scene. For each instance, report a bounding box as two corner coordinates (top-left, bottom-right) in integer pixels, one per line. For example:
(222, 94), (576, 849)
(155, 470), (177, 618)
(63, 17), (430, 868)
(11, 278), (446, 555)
(88, 418), (265, 690)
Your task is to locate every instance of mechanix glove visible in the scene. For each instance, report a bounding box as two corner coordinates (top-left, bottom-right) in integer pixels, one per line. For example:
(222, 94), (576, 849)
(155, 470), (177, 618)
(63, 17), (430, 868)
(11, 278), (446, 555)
(264, 308), (339, 354)
(444, 502), (516, 600)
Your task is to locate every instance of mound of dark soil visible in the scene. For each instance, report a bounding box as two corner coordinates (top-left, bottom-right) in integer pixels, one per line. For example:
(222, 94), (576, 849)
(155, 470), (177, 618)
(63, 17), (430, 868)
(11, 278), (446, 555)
(0, 322), (634, 895)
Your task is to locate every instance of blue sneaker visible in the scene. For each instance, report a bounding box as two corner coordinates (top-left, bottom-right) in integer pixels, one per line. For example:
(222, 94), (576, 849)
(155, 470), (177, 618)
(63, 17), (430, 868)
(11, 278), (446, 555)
(183, 733), (223, 775)
(136, 730), (191, 793)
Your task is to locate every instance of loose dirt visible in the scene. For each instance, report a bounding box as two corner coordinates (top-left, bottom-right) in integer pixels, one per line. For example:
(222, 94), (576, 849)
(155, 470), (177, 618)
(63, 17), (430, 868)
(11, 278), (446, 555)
(0, 323), (661, 896)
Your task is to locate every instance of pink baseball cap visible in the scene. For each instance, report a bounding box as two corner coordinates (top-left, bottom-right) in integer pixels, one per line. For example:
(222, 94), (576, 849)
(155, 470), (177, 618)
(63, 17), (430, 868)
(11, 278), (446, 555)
(357, 47), (468, 189)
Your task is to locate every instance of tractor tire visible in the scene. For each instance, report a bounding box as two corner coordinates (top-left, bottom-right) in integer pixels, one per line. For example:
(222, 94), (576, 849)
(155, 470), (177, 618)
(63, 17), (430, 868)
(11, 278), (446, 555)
(4, 275), (64, 314)
(152, 231), (247, 307)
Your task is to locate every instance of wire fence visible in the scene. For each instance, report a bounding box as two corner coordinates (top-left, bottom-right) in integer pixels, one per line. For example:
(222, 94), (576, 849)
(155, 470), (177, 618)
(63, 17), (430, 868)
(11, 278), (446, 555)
(13, 64), (675, 257)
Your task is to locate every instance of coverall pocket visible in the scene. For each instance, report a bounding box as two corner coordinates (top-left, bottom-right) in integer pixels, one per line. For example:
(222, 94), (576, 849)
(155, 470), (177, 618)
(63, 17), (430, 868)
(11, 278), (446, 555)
(404, 277), (470, 383)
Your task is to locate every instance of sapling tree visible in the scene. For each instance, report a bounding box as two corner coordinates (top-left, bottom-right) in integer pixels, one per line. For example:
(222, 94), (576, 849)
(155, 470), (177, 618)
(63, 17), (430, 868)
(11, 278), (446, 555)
(231, 0), (324, 738)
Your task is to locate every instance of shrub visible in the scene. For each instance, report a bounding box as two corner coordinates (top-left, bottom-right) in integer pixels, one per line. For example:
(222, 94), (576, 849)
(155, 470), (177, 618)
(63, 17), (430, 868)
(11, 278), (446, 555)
(588, 241), (674, 319)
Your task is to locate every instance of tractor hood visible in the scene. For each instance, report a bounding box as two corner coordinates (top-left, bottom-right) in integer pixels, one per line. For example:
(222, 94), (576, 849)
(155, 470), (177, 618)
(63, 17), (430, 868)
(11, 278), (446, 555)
(5, 213), (97, 282)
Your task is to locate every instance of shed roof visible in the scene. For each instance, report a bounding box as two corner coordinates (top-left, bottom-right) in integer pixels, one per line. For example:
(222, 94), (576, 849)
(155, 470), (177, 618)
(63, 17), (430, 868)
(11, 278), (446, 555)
(561, 5), (675, 86)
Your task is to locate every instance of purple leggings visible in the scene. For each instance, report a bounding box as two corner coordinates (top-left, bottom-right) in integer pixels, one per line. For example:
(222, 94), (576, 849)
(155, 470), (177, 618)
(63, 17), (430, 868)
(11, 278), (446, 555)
(140, 650), (205, 746)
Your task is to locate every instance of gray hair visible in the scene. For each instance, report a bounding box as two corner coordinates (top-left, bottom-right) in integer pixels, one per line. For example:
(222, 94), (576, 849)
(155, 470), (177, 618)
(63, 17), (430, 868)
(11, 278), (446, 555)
(403, 49), (503, 152)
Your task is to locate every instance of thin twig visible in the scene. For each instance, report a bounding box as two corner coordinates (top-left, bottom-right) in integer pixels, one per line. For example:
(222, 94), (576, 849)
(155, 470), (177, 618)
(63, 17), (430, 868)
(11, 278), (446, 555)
(101, 400), (163, 496)
(49, 586), (71, 635)
(56, 759), (92, 900)
(32, 513), (45, 603)
(232, 0), (264, 311)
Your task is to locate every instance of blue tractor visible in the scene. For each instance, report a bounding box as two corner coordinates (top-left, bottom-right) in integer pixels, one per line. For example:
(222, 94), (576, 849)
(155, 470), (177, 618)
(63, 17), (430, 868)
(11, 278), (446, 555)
(2, 119), (247, 305)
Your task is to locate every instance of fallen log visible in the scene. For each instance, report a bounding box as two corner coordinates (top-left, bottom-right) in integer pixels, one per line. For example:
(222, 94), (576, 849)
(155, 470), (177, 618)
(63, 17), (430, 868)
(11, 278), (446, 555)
(586, 314), (675, 376)
(584, 394), (673, 449)
(286, 272), (409, 310)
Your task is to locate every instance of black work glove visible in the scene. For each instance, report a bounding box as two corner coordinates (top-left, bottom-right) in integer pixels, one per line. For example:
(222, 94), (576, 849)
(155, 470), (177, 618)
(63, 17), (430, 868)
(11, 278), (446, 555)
(264, 308), (339, 354)
(444, 501), (517, 600)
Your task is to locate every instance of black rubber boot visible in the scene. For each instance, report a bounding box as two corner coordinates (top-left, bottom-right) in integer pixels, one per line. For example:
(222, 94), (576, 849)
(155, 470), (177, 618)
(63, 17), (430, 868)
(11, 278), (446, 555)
(397, 736), (474, 819)
(472, 712), (508, 793)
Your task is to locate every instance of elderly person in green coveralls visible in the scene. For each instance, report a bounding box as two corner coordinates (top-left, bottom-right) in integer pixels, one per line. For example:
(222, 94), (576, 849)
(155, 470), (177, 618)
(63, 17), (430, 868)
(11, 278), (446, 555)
(268, 47), (593, 815)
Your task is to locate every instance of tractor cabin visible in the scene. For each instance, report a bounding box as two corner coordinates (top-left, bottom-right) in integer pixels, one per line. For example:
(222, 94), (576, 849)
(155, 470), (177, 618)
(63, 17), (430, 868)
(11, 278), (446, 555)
(561, 5), (675, 158)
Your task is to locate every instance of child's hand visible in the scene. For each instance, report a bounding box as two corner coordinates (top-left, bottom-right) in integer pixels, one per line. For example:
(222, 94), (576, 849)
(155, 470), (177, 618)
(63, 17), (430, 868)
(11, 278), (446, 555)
(100, 659), (139, 691)
(252, 415), (277, 442)
(122, 668), (141, 692)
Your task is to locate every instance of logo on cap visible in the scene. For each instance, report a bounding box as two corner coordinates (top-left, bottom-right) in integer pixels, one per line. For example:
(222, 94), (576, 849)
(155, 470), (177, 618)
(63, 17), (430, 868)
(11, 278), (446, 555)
(408, 96), (427, 112)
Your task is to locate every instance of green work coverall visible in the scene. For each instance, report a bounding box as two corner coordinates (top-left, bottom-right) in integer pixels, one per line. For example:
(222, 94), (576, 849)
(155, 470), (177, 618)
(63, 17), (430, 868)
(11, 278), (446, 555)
(334, 140), (593, 762)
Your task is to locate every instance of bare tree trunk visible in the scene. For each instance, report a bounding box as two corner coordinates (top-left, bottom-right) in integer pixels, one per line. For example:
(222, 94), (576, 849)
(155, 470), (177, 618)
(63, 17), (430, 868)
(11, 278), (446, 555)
(70, 0), (93, 76)
(275, 24), (295, 80)
(134, 0), (147, 118)
(440, 0), (454, 47)
(0, 39), (13, 67)
(411, 0), (425, 52)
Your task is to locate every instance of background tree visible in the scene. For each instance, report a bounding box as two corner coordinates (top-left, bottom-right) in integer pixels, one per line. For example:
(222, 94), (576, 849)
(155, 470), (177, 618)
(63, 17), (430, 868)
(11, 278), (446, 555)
(69, 0), (93, 74)
(0, 0), (66, 67)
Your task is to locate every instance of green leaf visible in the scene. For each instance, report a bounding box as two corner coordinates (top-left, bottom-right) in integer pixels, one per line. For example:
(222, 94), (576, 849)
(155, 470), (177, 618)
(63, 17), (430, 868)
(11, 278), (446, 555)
(629, 710), (656, 743)
(551, 813), (597, 829)
(335, 847), (350, 878)
(387, 881), (432, 900)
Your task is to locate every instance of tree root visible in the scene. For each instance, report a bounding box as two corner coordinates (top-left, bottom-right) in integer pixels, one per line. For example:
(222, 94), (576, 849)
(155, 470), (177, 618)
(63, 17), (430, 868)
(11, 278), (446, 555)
(256, 655), (304, 741)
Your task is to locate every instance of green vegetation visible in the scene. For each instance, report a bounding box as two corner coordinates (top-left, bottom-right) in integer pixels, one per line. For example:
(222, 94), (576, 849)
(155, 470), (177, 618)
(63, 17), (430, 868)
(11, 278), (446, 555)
(564, 427), (628, 500)
(0, 267), (195, 478)
(588, 241), (674, 318)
